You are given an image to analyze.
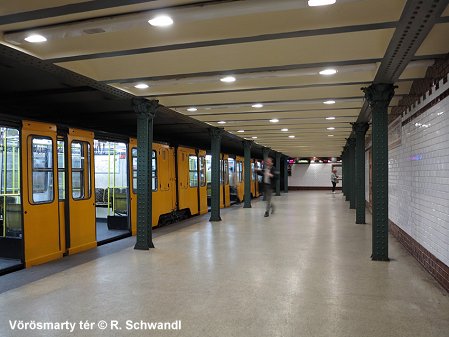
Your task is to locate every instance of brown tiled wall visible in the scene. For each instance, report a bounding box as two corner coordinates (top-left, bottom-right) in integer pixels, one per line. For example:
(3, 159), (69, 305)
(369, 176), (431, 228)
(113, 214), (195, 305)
(389, 220), (449, 292)
(389, 53), (449, 123)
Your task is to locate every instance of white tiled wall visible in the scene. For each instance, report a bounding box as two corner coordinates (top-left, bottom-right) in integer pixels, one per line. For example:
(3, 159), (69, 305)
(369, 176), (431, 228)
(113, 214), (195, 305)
(389, 95), (449, 266)
(288, 163), (336, 187)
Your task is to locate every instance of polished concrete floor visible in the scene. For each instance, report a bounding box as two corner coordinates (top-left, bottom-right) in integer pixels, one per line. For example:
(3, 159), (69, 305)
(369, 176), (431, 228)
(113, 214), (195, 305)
(0, 191), (448, 337)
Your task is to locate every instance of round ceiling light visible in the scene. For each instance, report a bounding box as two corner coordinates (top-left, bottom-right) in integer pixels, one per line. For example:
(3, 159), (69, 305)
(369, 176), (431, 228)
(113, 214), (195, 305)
(148, 15), (173, 27)
(134, 83), (149, 89)
(252, 103), (263, 108)
(187, 107), (197, 112)
(24, 34), (47, 43)
(319, 68), (337, 75)
(220, 76), (236, 83)
(269, 118), (279, 123)
(308, 0), (336, 7)
(323, 100), (336, 104)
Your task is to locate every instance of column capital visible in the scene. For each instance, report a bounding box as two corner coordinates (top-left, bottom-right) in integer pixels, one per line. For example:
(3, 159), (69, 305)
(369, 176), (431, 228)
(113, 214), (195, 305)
(209, 127), (224, 139)
(352, 122), (369, 135)
(362, 83), (396, 111)
(242, 139), (253, 149)
(347, 137), (356, 147)
(133, 98), (159, 119)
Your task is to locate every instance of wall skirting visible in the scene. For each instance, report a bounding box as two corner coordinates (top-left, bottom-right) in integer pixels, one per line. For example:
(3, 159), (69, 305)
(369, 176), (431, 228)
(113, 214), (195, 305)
(389, 220), (449, 293)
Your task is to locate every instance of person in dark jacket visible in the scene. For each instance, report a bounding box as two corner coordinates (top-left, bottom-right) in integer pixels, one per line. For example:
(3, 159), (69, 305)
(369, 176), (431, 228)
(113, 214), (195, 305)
(257, 157), (279, 217)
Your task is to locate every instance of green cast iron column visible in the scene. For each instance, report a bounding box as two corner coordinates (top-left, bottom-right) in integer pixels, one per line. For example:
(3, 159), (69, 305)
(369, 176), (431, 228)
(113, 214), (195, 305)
(243, 140), (253, 208)
(263, 147), (270, 162)
(134, 98), (158, 250)
(342, 147), (347, 197)
(347, 138), (356, 208)
(275, 152), (281, 196)
(354, 122), (369, 224)
(283, 156), (289, 193)
(209, 127), (223, 222)
(363, 84), (395, 261)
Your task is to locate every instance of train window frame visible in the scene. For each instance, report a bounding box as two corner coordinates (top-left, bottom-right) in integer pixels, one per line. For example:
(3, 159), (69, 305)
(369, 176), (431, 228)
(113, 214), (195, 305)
(237, 161), (243, 183)
(71, 141), (91, 201)
(189, 155), (198, 188)
(152, 150), (157, 192)
(30, 136), (54, 204)
(57, 139), (66, 200)
(223, 159), (229, 185)
(131, 148), (157, 192)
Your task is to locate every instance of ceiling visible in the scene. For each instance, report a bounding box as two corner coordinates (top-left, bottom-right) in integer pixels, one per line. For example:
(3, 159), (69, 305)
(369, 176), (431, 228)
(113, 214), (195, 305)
(1, 0), (449, 157)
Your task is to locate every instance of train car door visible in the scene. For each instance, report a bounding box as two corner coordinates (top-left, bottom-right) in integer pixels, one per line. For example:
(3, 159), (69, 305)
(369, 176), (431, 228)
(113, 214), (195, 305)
(67, 129), (95, 254)
(198, 150), (208, 214)
(250, 160), (255, 198)
(21, 121), (62, 267)
(94, 139), (130, 243)
(154, 144), (176, 226)
(177, 147), (199, 215)
(56, 137), (67, 255)
(129, 138), (137, 235)
(223, 154), (230, 207)
(0, 125), (24, 273)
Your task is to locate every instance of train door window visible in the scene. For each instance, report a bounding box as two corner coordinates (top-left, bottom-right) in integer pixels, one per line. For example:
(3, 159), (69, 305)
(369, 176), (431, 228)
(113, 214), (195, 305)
(189, 155), (198, 187)
(152, 150), (157, 191)
(199, 156), (206, 187)
(71, 141), (91, 200)
(237, 161), (243, 182)
(220, 159), (223, 185)
(251, 163), (256, 180)
(31, 137), (54, 203)
(132, 148), (137, 192)
(228, 159), (235, 187)
(0, 127), (22, 271)
(57, 140), (65, 200)
(224, 160), (229, 185)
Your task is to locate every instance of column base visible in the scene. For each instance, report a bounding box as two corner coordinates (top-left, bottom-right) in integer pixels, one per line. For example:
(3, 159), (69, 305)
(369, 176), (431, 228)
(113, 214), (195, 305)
(243, 203), (252, 208)
(134, 241), (155, 250)
(371, 256), (390, 261)
(209, 216), (222, 222)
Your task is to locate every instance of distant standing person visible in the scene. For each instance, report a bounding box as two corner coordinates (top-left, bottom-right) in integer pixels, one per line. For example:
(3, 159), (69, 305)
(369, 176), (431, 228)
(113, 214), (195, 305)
(331, 169), (338, 193)
(257, 157), (279, 217)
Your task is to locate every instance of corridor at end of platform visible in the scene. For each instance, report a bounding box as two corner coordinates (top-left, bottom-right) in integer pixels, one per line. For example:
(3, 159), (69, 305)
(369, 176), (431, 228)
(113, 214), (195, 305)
(0, 191), (448, 337)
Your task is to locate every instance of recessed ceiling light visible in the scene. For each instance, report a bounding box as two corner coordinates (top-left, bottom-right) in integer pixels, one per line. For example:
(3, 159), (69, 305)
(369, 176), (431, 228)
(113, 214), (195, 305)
(327, 127), (335, 130)
(187, 107), (197, 112)
(308, 0), (336, 7)
(326, 116), (336, 120)
(269, 118), (279, 123)
(220, 76), (236, 83)
(252, 136), (258, 139)
(217, 121), (226, 124)
(319, 68), (337, 75)
(288, 135), (295, 138)
(24, 34), (47, 43)
(323, 100), (336, 104)
(237, 130), (245, 133)
(252, 103), (263, 108)
(148, 15), (173, 27)
(281, 128), (288, 132)
(328, 134), (334, 137)
(134, 83), (149, 89)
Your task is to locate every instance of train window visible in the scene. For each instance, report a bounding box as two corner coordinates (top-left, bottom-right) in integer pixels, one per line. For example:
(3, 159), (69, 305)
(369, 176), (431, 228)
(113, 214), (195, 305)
(219, 159), (223, 185)
(132, 148), (137, 192)
(31, 137), (54, 204)
(189, 155), (198, 187)
(251, 162), (256, 180)
(131, 148), (156, 191)
(57, 140), (65, 200)
(199, 156), (206, 187)
(237, 161), (243, 182)
(71, 141), (91, 200)
(223, 160), (229, 185)
(152, 150), (157, 191)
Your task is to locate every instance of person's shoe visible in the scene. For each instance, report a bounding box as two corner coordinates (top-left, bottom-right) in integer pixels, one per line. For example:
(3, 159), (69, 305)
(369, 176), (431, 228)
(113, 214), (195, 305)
(264, 211), (269, 217)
